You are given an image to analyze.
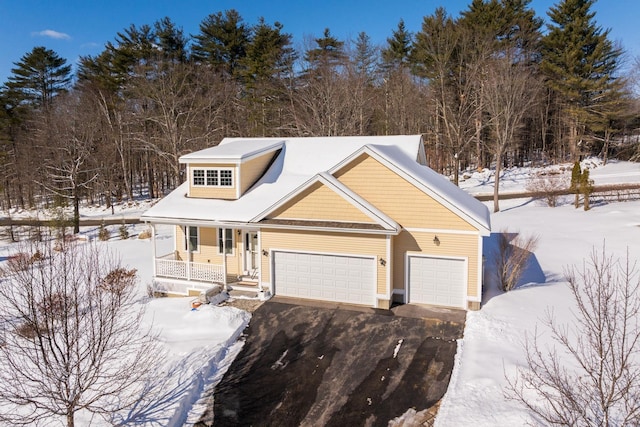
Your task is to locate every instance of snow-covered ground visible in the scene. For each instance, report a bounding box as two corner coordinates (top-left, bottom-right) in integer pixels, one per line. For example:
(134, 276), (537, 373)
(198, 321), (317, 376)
(0, 223), (251, 427)
(437, 159), (640, 426)
(0, 158), (638, 425)
(458, 157), (640, 195)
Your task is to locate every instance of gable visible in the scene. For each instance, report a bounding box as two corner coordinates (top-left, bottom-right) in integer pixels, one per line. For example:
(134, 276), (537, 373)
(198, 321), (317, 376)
(333, 153), (477, 231)
(268, 181), (375, 224)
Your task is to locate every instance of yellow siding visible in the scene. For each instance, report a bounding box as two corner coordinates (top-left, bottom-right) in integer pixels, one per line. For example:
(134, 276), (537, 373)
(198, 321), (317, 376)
(260, 229), (387, 295)
(334, 154), (475, 231)
(188, 163), (237, 200)
(269, 181), (374, 223)
(174, 226), (241, 275)
(393, 230), (479, 297)
(240, 152), (277, 195)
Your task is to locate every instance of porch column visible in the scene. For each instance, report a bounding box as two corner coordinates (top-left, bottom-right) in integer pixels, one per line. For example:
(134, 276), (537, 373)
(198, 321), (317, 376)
(150, 224), (157, 277)
(186, 226), (192, 281)
(222, 228), (228, 290)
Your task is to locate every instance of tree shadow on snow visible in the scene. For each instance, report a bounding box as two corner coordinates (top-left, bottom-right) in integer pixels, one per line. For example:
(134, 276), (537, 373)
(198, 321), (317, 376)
(108, 351), (206, 427)
(482, 232), (551, 306)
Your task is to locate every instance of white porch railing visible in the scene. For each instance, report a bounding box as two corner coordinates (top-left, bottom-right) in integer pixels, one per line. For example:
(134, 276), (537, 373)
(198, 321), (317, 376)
(155, 254), (225, 284)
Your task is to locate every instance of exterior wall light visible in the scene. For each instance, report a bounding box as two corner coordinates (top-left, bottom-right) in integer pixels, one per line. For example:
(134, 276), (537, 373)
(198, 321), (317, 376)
(379, 258), (386, 266)
(262, 249), (269, 257)
(433, 236), (440, 246)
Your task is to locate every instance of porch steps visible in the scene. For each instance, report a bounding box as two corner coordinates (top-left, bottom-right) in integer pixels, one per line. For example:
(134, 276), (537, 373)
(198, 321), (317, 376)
(226, 281), (261, 292)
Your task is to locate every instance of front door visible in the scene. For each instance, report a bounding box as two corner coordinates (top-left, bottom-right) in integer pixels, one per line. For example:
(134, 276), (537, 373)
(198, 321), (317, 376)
(244, 231), (259, 278)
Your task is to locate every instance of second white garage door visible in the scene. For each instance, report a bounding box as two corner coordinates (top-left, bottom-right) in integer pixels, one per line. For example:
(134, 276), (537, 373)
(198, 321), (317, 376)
(408, 256), (466, 308)
(273, 251), (375, 306)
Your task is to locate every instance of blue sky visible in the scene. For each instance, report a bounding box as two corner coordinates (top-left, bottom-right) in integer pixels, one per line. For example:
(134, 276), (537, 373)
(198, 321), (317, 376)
(0, 0), (638, 84)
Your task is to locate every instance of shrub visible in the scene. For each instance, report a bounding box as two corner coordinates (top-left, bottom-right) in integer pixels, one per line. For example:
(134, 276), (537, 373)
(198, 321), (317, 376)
(525, 171), (568, 207)
(118, 224), (129, 240)
(494, 230), (539, 291)
(138, 228), (152, 240)
(98, 223), (111, 241)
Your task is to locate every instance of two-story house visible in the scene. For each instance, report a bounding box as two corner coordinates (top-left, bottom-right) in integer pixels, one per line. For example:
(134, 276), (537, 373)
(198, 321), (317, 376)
(141, 135), (490, 310)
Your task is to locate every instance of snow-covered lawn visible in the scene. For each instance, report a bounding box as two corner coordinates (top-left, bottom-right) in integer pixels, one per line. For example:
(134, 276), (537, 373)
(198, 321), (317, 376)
(437, 159), (640, 426)
(0, 158), (638, 425)
(0, 224), (251, 426)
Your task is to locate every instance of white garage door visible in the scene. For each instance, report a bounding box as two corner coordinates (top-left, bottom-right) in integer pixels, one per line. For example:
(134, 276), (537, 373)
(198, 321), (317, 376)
(273, 251), (375, 306)
(408, 256), (466, 308)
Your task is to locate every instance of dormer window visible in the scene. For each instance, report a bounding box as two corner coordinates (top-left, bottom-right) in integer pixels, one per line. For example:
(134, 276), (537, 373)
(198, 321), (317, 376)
(192, 168), (234, 187)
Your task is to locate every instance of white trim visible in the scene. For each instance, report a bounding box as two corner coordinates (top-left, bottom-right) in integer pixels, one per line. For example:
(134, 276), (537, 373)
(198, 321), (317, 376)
(152, 277), (212, 296)
(403, 227), (480, 236)
(143, 217), (247, 228)
(145, 217), (397, 235)
(217, 228), (235, 256)
(179, 140), (283, 164)
(251, 172), (399, 232)
(257, 222), (397, 235)
(405, 252), (468, 310)
(151, 224), (157, 277)
(258, 232), (268, 294)
(385, 235), (392, 300)
(476, 234), (484, 301)
(270, 248), (378, 308)
(191, 167), (234, 188)
(236, 165), (241, 199)
(182, 225), (200, 253)
(242, 230), (259, 275)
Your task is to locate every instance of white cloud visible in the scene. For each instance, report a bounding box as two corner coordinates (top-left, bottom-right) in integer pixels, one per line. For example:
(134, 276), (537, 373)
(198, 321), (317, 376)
(32, 29), (71, 40)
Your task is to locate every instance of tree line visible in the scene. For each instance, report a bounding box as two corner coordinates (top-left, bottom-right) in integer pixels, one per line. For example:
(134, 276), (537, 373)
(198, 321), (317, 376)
(1, 0), (638, 228)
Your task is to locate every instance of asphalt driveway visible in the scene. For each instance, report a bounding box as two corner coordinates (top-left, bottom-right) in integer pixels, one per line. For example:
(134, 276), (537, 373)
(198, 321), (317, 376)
(200, 298), (465, 427)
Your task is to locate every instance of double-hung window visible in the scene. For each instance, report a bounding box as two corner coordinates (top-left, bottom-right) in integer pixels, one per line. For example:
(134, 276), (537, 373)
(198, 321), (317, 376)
(217, 228), (234, 255)
(192, 168), (233, 187)
(183, 226), (199, 252)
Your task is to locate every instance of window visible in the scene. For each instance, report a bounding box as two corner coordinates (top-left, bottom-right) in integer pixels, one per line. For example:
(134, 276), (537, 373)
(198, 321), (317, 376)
(192, 168), (233, 187)
(220, 169), (233, 186)
(206, 170), (218, 186)
(193, 170), (205, 186)
(217, 228), (234, 255)
(183, 226), (199, 252)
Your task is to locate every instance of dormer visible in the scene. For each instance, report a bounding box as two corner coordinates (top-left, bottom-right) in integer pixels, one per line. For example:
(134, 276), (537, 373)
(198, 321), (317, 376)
(179, 139), (283, 200)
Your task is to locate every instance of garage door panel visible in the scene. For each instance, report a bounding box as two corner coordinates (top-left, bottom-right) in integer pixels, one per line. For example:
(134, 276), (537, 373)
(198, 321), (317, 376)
(408, 256), (465, 308)
(274, 251), (375, 306)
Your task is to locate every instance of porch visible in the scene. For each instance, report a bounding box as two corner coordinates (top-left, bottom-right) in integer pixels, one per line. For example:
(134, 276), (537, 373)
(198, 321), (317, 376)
(148, 223), (262, 295)
(153, 251), (261, 291)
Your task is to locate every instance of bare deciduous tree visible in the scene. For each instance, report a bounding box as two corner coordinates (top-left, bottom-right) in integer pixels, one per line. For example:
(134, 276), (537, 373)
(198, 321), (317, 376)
(494, 230), (539, 292)
(0, 241), (161, 427)
(506, 247), (640, 426)
(483, 56), (541, 212)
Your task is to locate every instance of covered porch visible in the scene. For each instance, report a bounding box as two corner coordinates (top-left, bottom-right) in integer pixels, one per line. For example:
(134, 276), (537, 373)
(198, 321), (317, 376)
(147, 223), (262, 295)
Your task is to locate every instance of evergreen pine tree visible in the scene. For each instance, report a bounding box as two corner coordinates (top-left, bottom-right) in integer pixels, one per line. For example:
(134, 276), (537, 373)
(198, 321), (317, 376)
(570, 160), (582, 208)
(580, 168), (594, 211)
(304, 28), (345, 70)
(240, 18), (295, 136)
(381, 19), (412, 69)
(353, 32), (379, 82)
(6, 47), (72, 110)
(154, 17), (188, 63)
(541, 0), (623, 159)
(241, 18), (294, 84)
(191, 9), (250, 77)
